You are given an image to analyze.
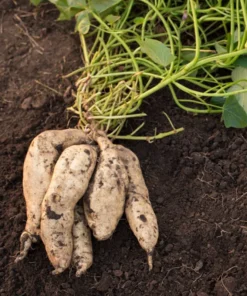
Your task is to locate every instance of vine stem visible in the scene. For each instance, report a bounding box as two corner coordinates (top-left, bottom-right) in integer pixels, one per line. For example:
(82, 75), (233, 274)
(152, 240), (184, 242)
(138, 48), (247, 102)
(109, 127), (184, 141)
(68, 0), (247, 138)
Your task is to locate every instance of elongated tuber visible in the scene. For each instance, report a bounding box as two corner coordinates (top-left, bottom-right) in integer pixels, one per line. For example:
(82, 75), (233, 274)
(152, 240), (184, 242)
(40, 144), (97, 274)
(84, 133), (128, 240)
(72, 205), (93, 277)
(116, 145), (159, 270)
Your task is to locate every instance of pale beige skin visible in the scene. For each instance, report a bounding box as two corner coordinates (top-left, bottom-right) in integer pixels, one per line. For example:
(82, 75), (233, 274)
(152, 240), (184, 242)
(40, 144), (97, 275)
(16, 129), (93, 263)
(116, 145), (159, 271)
(72, 205), (93, 277)
(84, 134), (128, 241)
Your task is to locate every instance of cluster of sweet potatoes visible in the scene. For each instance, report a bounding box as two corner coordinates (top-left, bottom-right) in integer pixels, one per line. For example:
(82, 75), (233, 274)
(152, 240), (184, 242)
(15, 129), (159, 276)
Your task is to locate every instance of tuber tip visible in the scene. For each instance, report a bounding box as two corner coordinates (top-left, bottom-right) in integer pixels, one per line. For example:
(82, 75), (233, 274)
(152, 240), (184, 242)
(75, 269), (85, 277)
(147, 253), (153, 271)
(15, 232), (33, 263)
(15, 253), (25, 263)
(51, 267), (65, 275)
(75, 263), (90, 277)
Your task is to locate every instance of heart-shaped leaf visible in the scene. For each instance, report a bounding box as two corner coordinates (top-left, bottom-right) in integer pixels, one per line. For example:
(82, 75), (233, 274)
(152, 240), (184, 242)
(139, 38), (175, 67)
(223, 94), (247, 128)
(75, 10), (90, 34)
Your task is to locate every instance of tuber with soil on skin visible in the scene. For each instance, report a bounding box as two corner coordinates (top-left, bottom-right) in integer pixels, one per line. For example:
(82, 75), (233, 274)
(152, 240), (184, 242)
(40, 144), (97, 275)
(116, 145), (159, 271)
(15, 129), (94, 263)
(83, 131), (129, 241)
(16, 128), (159, 273)
(72, 205), (93, 277)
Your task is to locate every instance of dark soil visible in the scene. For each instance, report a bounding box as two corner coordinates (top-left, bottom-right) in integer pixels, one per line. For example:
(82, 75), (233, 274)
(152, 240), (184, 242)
(1, 1), (247, 296)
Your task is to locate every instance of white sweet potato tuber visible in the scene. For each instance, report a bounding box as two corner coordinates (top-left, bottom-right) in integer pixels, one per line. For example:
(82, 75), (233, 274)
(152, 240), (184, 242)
(116, 145), (159, 271)
(16, 129), (93, 263)
(72, 205), (93, 277)
(84, 133), (128, 240)
(40, 144), (97, 275)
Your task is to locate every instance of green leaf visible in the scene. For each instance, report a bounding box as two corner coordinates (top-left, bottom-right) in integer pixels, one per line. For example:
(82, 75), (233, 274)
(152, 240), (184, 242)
(67, 0), (86, 8)
(181, 50), (210, 62)
(230, 86), (247, 109)
(49, 0), (87, 20)
(210, 96), (225, 107)
(75, 10), (90, 34)
(211, 84), (246, 108)
(90, 0), (122, 13)
(139, 38), (175, 67)
(237, 93), (247, 110)
(134, 17), (144, 25)
(227, 84), (243, 94)
(215, 42), (227, 54)
(223, 95), (247, 128)
(233, 29), (244, 43)
(30, 0), (44, 5)
(231, 66), (247, 88)
(227, 84), (247, 105)
(234, 55), (247, 68)
(223, 84), (247, 128)
(105, 14), (120, 24)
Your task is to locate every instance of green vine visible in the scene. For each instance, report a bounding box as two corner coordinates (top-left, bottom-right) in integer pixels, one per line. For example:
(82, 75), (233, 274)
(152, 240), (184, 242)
(32, 0), (247, 139)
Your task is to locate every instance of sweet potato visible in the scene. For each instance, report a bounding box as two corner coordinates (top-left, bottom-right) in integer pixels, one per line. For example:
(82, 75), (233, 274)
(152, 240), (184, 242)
(16, 129), (93, 262)
(40, 144), (97, 274)
(84, 133), (128, 240)
(72, 205), (93, 277)
(116, 145), (159, 270)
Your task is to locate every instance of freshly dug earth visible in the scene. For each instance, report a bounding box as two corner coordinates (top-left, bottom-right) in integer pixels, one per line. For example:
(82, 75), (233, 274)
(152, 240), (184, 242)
(1, 1), (247, 295)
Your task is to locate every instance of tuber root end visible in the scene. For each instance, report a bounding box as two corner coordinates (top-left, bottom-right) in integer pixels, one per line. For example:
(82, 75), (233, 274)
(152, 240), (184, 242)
(51, 267), (66, 275)
(147, 252), (153, 271)
(15, 232), (33, 263)
(75, 265), (87, 277)
(75, 263), (92, 277)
